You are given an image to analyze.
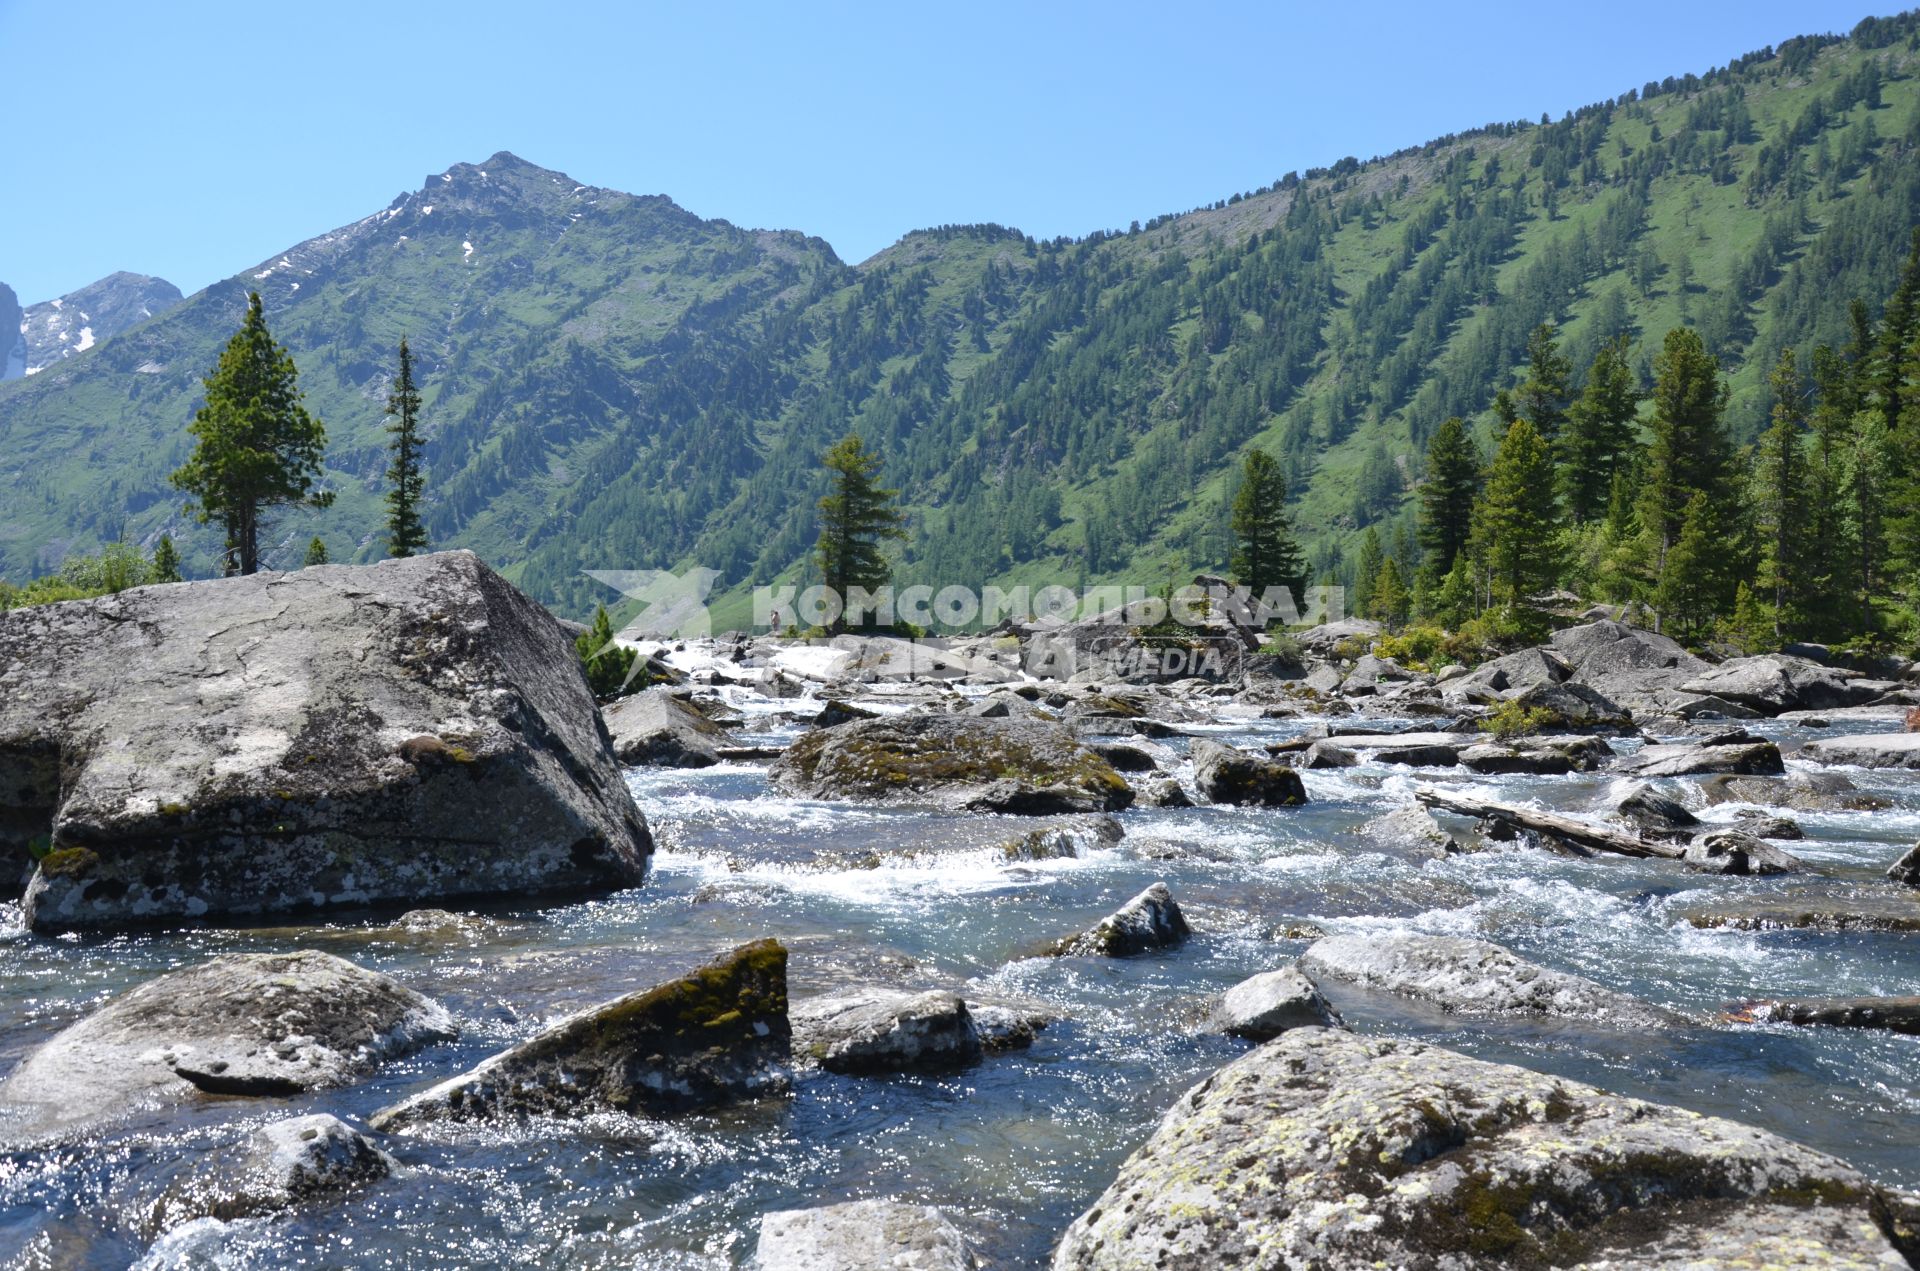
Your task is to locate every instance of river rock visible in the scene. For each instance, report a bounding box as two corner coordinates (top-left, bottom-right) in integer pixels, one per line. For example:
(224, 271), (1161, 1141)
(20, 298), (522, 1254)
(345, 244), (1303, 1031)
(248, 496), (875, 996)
(153, 1114), (394, 1229)
(1890, 842), (1920, 887)
(1731, 809), (1804, 840)
(755, 1198), (978, 1270)
(789, 988), (982, 1073)
(1297, 933), (1679, 1028)
(1189, 738), (1307, 805)
(1801, 732), (1920, 769)
(1682, 829), (1805, 876)
(1215, 967), (1340, 1039)
(1614, 734), (1784, 777)
(1446, 647), (1571, 702)
(1733, 995), (1920, 1034)
(1133, 778), (1193, 808)
(0, 951), (453, 1146)
(812, 698), (880, 728)
(1506, 680), (1633, 732)
(1049, 882), (1190, 957)
(1053, 1028), (1913, 1269)
(602, 686), (733, 766)
(1459, 734), (1612, 774)
(1548, 619), (1709, 717)
(1357, 803), (1459, 860)
(1700, 770), (1889, 812)
(1608, 784), (1700, 838)
(965, 1001), (1055, 1053)
(368, 939), (790, 1131)
(4, 552), (652, 933)
(1680, 889), (1920, 932)
(769, 715), (1133, 814)
(1299, 740), (1357, 768)
(999, 815), (1124, 862)
(1681, 654), (1882, 715)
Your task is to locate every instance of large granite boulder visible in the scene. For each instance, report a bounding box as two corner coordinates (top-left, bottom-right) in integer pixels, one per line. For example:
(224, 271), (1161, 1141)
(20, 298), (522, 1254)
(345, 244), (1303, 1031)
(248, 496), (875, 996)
(789, 989), (983, 1074)
(0, 951), (453, 1146)
(756, 1198), (978, 1270)
(1053, 1029), (1915, 1269)
(1681, 654), (1884, 715)
(1614, 733), (1785, 778)
(1802, 732), (1920, 769)
(1548, 620), (1708, 717)
(1189, 738), (1307, 806)
(1, 552), (651, 932)
(369, 939), (789, 1131)
(1214, 967), (1341, 1040)
(151, 1114), (395, 1229)
(1298, 933), (1680, 1028)
(602, 687), (733, 766)
(1445, 647), (1571, 702)
(769, 714), (1132, 813)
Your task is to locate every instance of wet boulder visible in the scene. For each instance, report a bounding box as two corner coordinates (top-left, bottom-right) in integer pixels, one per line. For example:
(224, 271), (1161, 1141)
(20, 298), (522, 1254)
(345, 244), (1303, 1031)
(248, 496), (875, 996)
(368, 939), (790, 1131)
(1680, 889), (1920, 933)
(152, 1114), (394, 1229)
(1614, 733), (1784, 778)
(1459, 734), (1612, 775)
(964, 1000), (1055, 1053)
(1681, 654), (1883, 715)
(0, 951), (453, 1146)
(769, 715), (1133, 814)
(1731, 809), (1804, 840)
(1190, 738), (1307, 806)
(1133, 778), (1193, 808)
(1890, 843), (1920, 887)
(1298, 932), (1681, 1028)
(1700, 770), (1888, 812)
(1504, 680), (1633, 732)
(1607, 783), (1700, 839)
(1682, 829), (1806, 876)
(1053, 1029), (1914, 1269)
(1732, 995), (1920, 1034)
(811, 698), (880, 728)
(1299, 740), (1357, 769)
(754, 1198), (978, 1271)
(789, 988), (982, 1074)
(1049, 882), (1191, 957)
(4, 552), (652, 933)
(1356, 803), (1460, 860)
(1548, 619), (1708, 717)
(1214, 967), (1340, 1040)
(998, 815), (1124, 862)
(602, 687), (733, 767)
(1801, 732), (1920, 769)
(1445, 646), (1571, 702)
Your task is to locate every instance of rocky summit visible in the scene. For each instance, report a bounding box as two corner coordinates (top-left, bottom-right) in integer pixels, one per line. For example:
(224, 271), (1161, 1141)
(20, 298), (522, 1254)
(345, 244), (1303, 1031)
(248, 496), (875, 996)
(0, 551), (651, 931)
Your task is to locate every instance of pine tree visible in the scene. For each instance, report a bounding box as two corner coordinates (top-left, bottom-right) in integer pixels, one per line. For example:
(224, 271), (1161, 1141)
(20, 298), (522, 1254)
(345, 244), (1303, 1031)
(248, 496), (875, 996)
(1469, 418), (1563, 627)
(1416, 417), (1480, 581)
(1351, 527), (1384, 620)
(1433, 557), (1477, 629)
(1229, 448), (1307, 605)
(1514, 322), (1572, 446)
(1560, 335), (1640, 524)
(815, 434), (906, 632)
(1653, 493), (1722, 643)
(304, 536), (329, 566)
(1752, 349), (1810, 635)
(1728, 581), (1778, 654)
(1839, 409), (1893, 621)
(1370, 556), (1411, 629)
(1637, 327), (1732, 579)
(169, 292), (332, 574)
(576, 604), (641, 699)
(150, 534), (183, 584)
(385, 337), (429, 558)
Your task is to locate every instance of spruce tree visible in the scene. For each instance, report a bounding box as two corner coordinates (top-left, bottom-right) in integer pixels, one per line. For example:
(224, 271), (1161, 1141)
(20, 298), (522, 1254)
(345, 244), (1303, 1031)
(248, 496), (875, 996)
(1514, 322), (1572, 446)
(304, 537), (329, 566)
(1753, 350), (1810, 635)
(150, 534), (183, 584)
(170, 292), (331, 574)
(385, 337), (429, 558)
(815, 434), (906, 632)
(1370, 557), (1411, 629)
(1229, 448), (1307, 605)
(576, 604), (641, 699)
(1653, 493), (1723, 644)
(1416, 417), (1480, 581)
(1560, 335), (1640, 524)
(1351, 527), (1384, 620)
(1469, 418), (1563, 628)
(1637, 327), (1732, 577)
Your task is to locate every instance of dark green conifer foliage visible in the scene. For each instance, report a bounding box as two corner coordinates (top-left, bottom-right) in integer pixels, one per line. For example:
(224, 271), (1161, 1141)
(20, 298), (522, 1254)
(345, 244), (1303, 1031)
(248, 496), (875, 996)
(1514, 322), (1572, 446)
(1230, 448), (1308, 603)
(303, 536), (329, 566)
(1417, 417), (1481, 580)
(150, 534), (183, 584)
(1470, 418), (1563, 625)
(169, 292), (332, 575)
(576, 604), (641, 700)
(1351, 527), (1384, 619)
(1753, 350), (1810, 634)
(1654, 493), (1724, 642)
(1637, 327), (1732, 575)
(1560, 336), (1640, 524)
(385, 337), (429, 559)
(815, 434), (906, 632)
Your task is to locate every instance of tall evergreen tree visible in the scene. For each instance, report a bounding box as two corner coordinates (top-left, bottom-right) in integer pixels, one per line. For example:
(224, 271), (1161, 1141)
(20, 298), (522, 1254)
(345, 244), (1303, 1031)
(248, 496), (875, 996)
(303, 536), (329, 566)
(1351, 527), (1384, 620)
(1560, 335), (1640, 524)
(815, 434), (906, 632)
(169, 292), (332, 575)
(1469, 418), (1563, 625)
(385, 337), (429, 558)
(1637, 327), (1732, 579)
(1514, 322), (1572, 446)
(1416, 417), (1481, 581)
(150, 534), (183, 584)
(1229, 448), (1308, 605)
(1653, 493), (1724, 643)
(1752, 349), (1811, 635)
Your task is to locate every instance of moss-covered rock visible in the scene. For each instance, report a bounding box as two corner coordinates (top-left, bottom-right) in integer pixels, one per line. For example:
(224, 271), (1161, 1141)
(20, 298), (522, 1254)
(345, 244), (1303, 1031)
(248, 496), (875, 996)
(1190, 738), (1306, 807)
(1054, 1029), (1914, 1269)
(769, 714), (1133, 814)
(368, 938), (790, 1130)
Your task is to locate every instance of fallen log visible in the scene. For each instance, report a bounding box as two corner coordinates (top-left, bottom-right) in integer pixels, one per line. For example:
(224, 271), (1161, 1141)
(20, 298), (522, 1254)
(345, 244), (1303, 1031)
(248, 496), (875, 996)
(1726, 996), (1920, 1034)
(1414, 787), (1684, 860)
(714, 745), (785, 762)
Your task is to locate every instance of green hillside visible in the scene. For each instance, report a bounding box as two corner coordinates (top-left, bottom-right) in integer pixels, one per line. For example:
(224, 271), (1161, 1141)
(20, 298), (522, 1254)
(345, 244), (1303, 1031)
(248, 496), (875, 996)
(6, 13), (1920, 621)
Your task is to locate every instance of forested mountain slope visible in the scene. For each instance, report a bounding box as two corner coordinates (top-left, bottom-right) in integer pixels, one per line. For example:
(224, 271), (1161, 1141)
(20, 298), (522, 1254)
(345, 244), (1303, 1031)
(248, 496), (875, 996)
(5, 13), (1920, 620)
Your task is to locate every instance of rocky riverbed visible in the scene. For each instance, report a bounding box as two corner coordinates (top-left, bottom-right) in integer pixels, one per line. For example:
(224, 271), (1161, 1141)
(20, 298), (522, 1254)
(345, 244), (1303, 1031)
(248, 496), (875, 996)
(5, 582), (1920, 1267)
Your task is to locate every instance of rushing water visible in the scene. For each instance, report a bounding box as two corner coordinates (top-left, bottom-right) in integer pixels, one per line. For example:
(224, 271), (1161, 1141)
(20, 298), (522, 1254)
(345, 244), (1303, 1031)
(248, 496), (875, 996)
(5, 695), (1920, 1269)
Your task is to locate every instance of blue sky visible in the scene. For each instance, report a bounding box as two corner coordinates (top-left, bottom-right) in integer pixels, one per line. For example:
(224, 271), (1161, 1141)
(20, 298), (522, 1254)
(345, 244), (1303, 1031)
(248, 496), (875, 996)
(0, 0), (1892, 303)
